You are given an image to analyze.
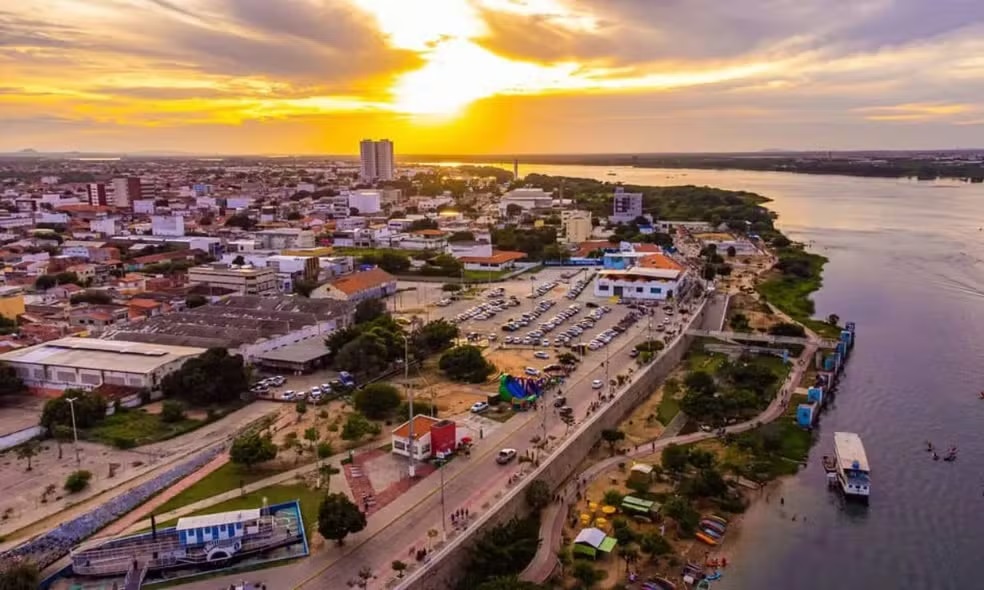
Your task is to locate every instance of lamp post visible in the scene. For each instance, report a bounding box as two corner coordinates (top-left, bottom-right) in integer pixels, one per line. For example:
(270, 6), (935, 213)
(401, 334), (415, 478)
(66, 397), (81, 467)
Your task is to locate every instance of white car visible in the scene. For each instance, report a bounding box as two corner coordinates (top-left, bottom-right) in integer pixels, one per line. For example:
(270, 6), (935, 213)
(534, 351), (550, 359)
(280, 390), (297, 401)
(525, 367), (541, 376)
(471, 401), (490, 413)
(496, 448), (518, 464)
(591, 379), (604, 389)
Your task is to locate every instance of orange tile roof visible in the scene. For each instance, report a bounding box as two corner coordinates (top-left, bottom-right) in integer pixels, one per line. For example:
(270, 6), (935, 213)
(575, 241), (614, 257)
(391, 415), (441, 440)
(457, 250), (527, 264)
(329, 267), (395, 296)
(411, 229), (446, 237)
(638, 253), (684, 271)
(128, 298), (161, 309)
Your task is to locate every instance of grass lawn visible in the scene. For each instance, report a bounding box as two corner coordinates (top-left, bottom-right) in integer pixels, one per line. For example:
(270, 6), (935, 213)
(484, 405), (516, 423)
(756, 248), (842, 339)
(156, 484), (324, 540)
(87, 409), (203, 448)
(657, 379), (681, 425)
(154, 461), (293, 515)
(463, 268), (513, 282)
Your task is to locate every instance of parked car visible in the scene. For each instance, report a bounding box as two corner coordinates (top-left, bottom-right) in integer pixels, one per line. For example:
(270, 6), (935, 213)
(525, 367), (541, 376)
(553, 396), (567, 408)
(496, 448), (518, 464)
(280, 390), (296, 401)
(591, 379), (604, 389)
(534, 351), (550, 360)
(471, 401), (490, 413)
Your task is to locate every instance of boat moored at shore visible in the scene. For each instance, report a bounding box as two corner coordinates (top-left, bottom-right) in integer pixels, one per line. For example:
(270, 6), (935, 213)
(833, 432), (870, 500)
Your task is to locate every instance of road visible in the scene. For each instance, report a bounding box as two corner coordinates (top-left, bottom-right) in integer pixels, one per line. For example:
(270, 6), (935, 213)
(175, 283), (718, 590)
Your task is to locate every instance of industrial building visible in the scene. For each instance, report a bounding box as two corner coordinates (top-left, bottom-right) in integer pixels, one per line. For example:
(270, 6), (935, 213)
(0, 337), (206, 392)
(103, 295), (353, 363)
(187, 263), (278, 296)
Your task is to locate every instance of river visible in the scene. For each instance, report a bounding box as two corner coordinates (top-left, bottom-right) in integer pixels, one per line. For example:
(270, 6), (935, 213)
(434, 162), (984, 589)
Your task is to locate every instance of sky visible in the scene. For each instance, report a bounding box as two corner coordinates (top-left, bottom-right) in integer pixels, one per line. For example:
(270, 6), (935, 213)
(3, 0), (984, 154)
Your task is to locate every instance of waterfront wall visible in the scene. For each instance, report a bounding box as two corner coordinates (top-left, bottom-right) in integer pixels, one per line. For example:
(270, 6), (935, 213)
(399, 299), (711, 590)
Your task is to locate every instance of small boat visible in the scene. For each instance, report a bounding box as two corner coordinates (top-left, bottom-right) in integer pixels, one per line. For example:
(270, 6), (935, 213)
(699, 526), (723, 540)
(644, 577), (676, 590)
(696, 531), (719, 546)
(706, 571), (723, 581)
(696, 580), (711, 590)
(822, 455), (837, 472)
(700, 519), (726, 535)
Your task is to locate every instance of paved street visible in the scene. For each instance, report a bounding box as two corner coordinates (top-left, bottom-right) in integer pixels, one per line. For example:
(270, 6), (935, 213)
(175, 289), (721, 590)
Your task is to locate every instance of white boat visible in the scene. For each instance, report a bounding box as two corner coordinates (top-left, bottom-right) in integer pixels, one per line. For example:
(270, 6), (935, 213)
(833, 432), (870, 499)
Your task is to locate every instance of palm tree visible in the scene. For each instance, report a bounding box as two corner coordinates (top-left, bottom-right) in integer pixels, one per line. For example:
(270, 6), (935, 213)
(618, 545), (639, 574)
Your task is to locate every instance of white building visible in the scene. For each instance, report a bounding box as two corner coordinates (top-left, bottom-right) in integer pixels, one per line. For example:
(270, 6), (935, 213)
(0, 337), (206, 392)
(396, 230), (448, 252)
(359, 139), (395, 181)
(151, 215), (186, 237)
(133, 199), (156, 214)
(255, 228), (315, 250)
(448, 240), (493, 259)
(499, 188), (553, 216)
(594, 253), (690, 301)
(611, 186), (644, 224)
(89, 216), (118, 236)
(561, 210), (593, 244)
(187, 263), (278, 295)
(347, 190), (382, 214)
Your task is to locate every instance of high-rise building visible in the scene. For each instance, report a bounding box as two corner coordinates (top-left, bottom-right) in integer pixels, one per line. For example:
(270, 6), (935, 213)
(560, 210), (593, 244)
(359, 139), (395, 181)
(86, 183), (108, 206)
(611, 186), (643, 223)
(111, 177), (142, 208)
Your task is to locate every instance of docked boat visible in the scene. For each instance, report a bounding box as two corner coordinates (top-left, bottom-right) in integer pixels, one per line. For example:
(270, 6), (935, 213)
(833, 432), (871, 499)
(70, 506), (302, 578)
(695, 531), (719, 546)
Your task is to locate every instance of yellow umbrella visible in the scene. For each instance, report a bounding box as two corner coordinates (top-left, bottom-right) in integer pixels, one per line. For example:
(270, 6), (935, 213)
(594, 517), (608, 528)
(588, 502), (599, 512)
(580, 513), (591, 523)
(601, 505), (617, 515)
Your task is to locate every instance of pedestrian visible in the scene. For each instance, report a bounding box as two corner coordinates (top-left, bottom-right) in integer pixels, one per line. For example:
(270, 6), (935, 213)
(780, 496), (785, 505)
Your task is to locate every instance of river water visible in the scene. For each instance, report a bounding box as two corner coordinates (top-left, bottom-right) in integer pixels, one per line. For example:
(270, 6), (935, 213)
(440, 162), (984, 590)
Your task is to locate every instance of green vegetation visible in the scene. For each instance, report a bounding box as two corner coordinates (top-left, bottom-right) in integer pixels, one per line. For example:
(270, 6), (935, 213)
(679, 351), (786, 425)
(157, 484), (320, 540)
(457, 516), (541, 590)
(64, 469), (92, 493)
(353, 383), (402, 419)
(490, 226), (559, 261)
(41, 389), (106, 430)
(720, 396), (814, 481)
(0, 561), (39, 590)
(88, 408), (202, 448)
(439, 345), (496, 383)
(317, 492), (367, 545)
(229, 431), (278, 470)
(463, 268), (514, 282)
(657, 379), (682, 425)
(154, 461), (290, 515)
(161, 347), (250, 406)
(757, 245), (840, 338)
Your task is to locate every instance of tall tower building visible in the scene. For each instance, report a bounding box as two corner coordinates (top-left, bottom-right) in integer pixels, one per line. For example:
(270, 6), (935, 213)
(111, 177), (142, 208)
(359, 139), (395, 182)
(86, 183), (108, 206)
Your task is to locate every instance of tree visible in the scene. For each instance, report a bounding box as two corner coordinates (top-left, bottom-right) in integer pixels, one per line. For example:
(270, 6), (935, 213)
(462, 517), (541, 586)
(294, 279), (318, 297)
(0, 363), (25, 397)
(286, 210), (303, 221)
(557, 352), (578, 366)
(448, 231), (475, 242)
(303, 427), (319, 447)
(617, 545), (639, 573)
(827, 313), (841, 326)
(41, 389), (107, 430)
(317, 441), (334, 459)
(661, 443), (689, 475)
(729, 313), (750, 332)
(70, 290), (113, 305)
(160, 348), (249, 406)
(64, 469), (92, 493)
(341, 413), (379, 441)
(441, 282), (462, 293)
(600, 429), (625, 455)
(229, 431), (278, 470)
(334, 334), (390, 377)
(317, 492), (367, 545)
(185, 294), (208, 308)
(54, 271), (80, 286)
(684, 371), (716, 396)
(408, 218), (439, 231)
(768, 322), (806, 338)
(353, 383), (402, 419)
(571, 562), (603, 589)
(414, 319), (458, 353)
(639, 532), (672, 556)
(391, 560), (408, 579)
(160, 400), (185, 423)
(524, 479), (551, 512)
(225, 213), (256, 230)
(34, 274), (56, 291)
(663, 495), (700, 536)
(772, 235), (791, 248)
(439, 345), (495, 383)
(231, 254), (246, 266)
(355, 298), (387, 324)
(726, 245), (737, 257)
(0, 561), (40, 590)
(15, 439), (39, 471)
(701, 264), (717, 281)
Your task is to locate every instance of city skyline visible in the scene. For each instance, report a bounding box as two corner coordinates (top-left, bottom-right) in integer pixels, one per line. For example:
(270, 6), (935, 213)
(3, 0), (984, 154)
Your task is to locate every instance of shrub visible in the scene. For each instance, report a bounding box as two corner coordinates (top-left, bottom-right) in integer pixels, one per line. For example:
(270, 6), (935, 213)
(64, 470), (92, 493)
(160, 399), (185, 423)
(353, 383), (402, 419)
(317, 441), (334, 459)
(112, 436), (136, 450)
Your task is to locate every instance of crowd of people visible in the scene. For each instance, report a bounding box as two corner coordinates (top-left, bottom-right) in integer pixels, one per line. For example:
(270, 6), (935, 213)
(0, 444), (225, 573)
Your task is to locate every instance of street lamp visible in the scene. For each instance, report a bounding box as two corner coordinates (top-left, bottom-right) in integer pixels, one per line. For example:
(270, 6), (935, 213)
(65, 397), (81, 467)
(400, 334), (415, 478)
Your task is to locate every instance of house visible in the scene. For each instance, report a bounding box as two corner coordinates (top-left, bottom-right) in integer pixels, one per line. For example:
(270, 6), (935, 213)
(594, 252), (691, 301)
(316, 267), (396, 302)
(458, 250), (526, 272)
(114, 273), (148, 296)
(128, 298), (164, 319)
(390, 415), (457, 461)
(68, 305), (128, 334)
(396, 229), (448, 252)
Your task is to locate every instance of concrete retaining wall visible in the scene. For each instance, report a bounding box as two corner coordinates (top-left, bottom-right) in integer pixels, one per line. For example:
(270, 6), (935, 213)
(400, 300), (710, 590)
(0, 425), (43, 451)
